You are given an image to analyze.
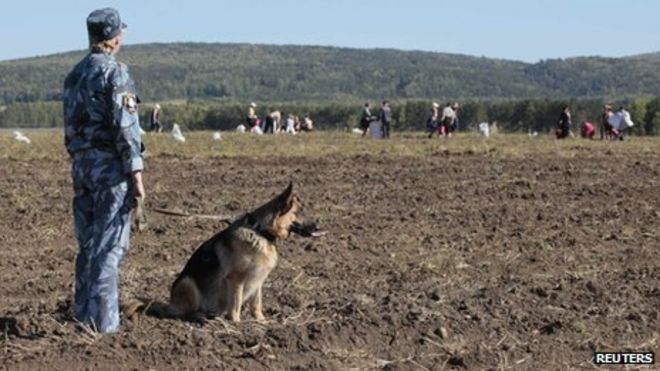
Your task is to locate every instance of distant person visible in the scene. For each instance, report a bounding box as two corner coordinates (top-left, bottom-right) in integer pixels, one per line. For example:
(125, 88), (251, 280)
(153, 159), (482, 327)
(63, 7), (144, 333)
(285, 113), (297, 134)
(449, 102), (459, 134)
(293, 115), (301, 132)
(360, 102), (375, 137)
(246, 102), (260, 130)
(600, 104), (614, 140)
(581, 121), (595, 139)
(264, 110), (281, 134)
(479, 122), (491, 137)
(556, 105), (572, 139)
(380, 100), (392, 138)
(150, 104), (162, 132)
(427, 102), (440, 138)
(440, 102), (456, 137)
(613, 106), (634, 141)
(300, 115), (314, 132)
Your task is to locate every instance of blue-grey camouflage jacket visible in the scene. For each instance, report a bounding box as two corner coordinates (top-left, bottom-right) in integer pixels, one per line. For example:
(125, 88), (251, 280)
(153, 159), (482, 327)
(63, 51), (143, 174)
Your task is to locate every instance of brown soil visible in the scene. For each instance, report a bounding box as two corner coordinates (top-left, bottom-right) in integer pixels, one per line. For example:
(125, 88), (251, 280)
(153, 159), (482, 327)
(1, 145), (658, 370)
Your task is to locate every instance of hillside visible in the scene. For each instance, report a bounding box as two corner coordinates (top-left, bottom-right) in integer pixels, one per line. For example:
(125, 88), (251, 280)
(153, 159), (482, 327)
(1, 43), (659, 104)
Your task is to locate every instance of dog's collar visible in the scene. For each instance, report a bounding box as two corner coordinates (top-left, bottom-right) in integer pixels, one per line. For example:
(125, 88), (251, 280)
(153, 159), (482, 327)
(245, 213), (278, 243)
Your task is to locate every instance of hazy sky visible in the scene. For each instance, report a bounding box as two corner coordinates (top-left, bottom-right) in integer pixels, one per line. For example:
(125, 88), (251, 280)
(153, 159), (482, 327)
(1, 0), (658, 62)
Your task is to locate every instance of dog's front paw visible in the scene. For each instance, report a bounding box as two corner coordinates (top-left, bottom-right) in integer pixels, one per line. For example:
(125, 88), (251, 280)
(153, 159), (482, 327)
(186, 312), (208, 325)
(226, 312), (241, 322)
(205, 311), (219, 320)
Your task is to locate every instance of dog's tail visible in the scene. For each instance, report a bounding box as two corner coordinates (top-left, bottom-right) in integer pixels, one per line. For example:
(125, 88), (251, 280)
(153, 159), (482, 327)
(121, 298), (182, 320)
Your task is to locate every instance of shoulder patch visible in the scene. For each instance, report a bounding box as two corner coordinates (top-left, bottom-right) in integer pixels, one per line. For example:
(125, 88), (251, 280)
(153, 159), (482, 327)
(122, 93), (138, 113)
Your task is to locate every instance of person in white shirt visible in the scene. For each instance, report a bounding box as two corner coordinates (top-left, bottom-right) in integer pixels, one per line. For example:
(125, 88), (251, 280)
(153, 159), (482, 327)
(301, 115), (314, 131)
(265, 110), (281, 134)
(440, 102), (456, 137)
(285, 113), (297, 134)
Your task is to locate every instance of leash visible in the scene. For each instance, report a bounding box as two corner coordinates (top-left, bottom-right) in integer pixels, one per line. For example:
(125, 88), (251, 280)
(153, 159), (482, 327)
(143, 206), (327, 238)
(151, 207), (234, 222)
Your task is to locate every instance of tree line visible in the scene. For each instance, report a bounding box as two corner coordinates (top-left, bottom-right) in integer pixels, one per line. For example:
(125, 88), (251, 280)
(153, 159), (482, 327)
(2, 43), (659, 134)
(2, 97), (659, 135)
(1, 43), (660, 105)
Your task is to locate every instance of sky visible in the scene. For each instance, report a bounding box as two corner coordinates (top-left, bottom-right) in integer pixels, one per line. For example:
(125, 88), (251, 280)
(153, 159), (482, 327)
(0, 0), (658, 62)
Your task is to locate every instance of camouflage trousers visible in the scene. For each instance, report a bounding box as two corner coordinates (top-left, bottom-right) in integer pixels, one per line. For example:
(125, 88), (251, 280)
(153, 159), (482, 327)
(71, 149), (133, 333)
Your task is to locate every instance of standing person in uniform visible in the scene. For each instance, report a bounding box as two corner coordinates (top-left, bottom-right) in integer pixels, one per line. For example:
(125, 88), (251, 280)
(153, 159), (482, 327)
(63, 8), (144, 333)
(150, 104), (162, 132)
(380, 100), (392, 139)
(556, 104), (572, 139)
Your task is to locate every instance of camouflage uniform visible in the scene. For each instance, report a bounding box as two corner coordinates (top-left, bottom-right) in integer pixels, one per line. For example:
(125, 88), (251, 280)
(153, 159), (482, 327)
(63, 8), (142, 333)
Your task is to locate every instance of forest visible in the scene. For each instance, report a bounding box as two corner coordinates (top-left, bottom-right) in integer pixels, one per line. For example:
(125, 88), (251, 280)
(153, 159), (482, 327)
(1, 43), (659, 133)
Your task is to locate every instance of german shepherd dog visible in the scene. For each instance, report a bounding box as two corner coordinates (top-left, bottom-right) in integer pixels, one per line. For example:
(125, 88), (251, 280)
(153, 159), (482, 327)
(126, 183), (320, 323)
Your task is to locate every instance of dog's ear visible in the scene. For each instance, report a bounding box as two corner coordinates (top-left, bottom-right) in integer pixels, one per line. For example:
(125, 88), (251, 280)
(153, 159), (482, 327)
(277, 182), (295, 213)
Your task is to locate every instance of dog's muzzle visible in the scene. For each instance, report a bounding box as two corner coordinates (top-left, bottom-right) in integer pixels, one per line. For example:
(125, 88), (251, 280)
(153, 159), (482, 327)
(289, 221), (325, 237)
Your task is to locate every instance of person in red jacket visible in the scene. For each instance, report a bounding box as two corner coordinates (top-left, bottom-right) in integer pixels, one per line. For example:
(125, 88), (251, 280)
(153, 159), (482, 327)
(581, 121), (595, 139)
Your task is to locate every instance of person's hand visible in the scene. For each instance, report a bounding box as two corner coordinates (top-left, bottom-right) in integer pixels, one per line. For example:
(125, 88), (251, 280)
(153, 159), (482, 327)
(132, 171), (145, 200)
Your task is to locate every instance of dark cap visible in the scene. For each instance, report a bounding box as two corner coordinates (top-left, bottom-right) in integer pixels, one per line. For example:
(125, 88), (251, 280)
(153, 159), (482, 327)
(87, 8), (127, 43)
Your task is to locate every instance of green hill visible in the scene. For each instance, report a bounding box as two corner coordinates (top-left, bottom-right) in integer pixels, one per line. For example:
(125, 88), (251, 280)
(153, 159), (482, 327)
(1, 43), (659, 104)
